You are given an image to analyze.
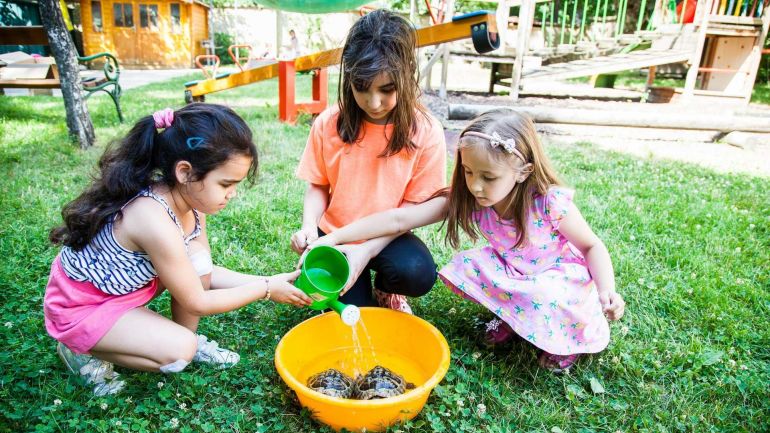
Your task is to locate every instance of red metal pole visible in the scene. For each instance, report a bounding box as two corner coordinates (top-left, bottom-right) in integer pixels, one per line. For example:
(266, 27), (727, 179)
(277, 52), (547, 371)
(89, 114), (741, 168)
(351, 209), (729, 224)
(278, 60), (297, 124)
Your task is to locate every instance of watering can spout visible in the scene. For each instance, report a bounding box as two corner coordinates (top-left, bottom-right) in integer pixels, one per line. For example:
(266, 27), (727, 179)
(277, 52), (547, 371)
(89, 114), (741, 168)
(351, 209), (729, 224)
(330, 300), (360, 326)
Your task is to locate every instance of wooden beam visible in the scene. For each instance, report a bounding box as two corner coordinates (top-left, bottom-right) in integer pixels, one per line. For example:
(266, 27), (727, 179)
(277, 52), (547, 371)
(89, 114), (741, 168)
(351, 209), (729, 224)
(190, 63), (279, 97)
(0, 79), (61, 88)
(294, 49), (342, 71)
(447, 103), (770, 133)
(683, 0), (717, 99)
(511, 0), (536, 100)
(707, 15), (763, 25)
(0, 25), (48, 45)
(440, 0), (456, 99)
(187, 12), (498, 98)
(523, 49), (692, 81)
(416, 12), (498, 47)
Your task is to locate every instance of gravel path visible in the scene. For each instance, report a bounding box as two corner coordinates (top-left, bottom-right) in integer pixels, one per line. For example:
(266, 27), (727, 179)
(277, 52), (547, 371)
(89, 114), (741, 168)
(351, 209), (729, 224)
(422, 89), (770, 178)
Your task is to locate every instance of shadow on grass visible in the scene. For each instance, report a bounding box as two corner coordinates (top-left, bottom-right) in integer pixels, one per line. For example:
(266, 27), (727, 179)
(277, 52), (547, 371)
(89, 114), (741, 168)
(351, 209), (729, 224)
(0, 96), (67, 123)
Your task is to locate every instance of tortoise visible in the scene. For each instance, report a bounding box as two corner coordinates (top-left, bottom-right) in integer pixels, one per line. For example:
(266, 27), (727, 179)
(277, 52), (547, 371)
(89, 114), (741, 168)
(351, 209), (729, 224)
(352, 365), (416, 400)
(306, 368), (356, 399)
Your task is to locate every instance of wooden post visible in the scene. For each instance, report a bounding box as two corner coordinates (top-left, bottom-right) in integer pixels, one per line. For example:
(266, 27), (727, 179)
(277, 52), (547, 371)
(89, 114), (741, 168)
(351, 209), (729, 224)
(38, 0), (95, 149)
(496, 0), (511, 51)
(683, 0), (715, 99)
(741, 1), (770, 103)
(311, 68), (328, 108)
(439, 0), (455, 99)
(447, 103), (770, 132)
(646, 65), (657, 88)
(278, 60), (328, 124)
(276, 10), (283, 59)
(511, 0), (536, 100)
(278, 60), (297, 123)
(650, 0), (664, 29)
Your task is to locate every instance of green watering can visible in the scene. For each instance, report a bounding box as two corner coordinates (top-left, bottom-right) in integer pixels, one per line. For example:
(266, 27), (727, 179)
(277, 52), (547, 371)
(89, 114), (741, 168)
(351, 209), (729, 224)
(295, 246), (360, 326)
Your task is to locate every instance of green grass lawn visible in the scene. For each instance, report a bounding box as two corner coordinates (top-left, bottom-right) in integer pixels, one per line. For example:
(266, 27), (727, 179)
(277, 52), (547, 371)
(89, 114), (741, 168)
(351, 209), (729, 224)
(1, 75), (768, 433)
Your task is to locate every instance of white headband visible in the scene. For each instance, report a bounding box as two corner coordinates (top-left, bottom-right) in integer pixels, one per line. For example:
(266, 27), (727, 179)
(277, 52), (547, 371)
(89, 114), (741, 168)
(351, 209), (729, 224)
(461, 131), (526, 162)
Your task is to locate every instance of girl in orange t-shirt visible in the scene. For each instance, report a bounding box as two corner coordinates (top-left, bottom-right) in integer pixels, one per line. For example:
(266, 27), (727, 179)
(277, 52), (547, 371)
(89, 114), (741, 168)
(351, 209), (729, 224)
(292, 10), (447, 312)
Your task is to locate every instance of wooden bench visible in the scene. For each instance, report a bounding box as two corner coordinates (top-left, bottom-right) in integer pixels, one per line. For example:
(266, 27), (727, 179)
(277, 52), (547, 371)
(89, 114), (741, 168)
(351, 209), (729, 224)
(0, 26), (124, 122)
(448, 51), (524, 93)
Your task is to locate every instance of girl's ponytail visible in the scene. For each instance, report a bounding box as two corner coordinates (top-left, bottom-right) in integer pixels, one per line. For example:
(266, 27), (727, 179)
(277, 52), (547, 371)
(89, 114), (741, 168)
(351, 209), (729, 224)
(101, 115), (159, 198)
(50, 115), (161, 250)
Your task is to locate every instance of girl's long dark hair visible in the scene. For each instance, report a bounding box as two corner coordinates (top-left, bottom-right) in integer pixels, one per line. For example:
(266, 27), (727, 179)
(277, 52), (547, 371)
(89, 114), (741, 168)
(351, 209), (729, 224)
(50, 103), (258, 250)
(446, 109), (563, 250)
(337, 9), (427, 157)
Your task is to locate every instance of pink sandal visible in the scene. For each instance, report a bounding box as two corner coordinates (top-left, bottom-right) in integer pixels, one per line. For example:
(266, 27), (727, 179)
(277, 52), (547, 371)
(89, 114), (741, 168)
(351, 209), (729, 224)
(483, 318), (516, 346)
(373, 288), (413, 315)
(538, 351), (581, 374)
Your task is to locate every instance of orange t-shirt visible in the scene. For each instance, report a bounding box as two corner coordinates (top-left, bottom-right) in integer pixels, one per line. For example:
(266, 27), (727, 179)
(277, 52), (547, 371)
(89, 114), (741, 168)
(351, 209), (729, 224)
(296, 106), (447, 233)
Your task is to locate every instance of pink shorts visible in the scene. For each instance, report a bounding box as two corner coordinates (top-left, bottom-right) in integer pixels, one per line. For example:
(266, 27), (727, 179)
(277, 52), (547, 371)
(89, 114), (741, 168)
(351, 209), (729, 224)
(43, 255), (159, 354)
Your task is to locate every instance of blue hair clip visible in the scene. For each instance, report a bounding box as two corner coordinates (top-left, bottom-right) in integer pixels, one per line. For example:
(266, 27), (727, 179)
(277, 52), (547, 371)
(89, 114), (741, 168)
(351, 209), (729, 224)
(186, 137), (204, 150)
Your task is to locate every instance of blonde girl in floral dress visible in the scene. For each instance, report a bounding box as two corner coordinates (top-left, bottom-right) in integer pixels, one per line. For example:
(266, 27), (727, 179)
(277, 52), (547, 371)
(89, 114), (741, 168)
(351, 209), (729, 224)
(307, 109), (625, 373)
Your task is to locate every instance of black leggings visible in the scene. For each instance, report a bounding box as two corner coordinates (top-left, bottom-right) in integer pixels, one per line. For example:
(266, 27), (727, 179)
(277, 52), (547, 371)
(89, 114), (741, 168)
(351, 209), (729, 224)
(318, 228), (437, 307)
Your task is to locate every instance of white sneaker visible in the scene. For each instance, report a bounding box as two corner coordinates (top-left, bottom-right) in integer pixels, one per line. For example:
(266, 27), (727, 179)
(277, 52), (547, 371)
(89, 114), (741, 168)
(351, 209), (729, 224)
(57, 343), (125, 396)
(192, 335), (240, 368)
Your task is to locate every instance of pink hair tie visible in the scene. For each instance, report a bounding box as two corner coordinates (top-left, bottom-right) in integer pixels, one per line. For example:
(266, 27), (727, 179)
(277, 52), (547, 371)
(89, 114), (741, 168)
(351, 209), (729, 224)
(152, 108), (175, 129)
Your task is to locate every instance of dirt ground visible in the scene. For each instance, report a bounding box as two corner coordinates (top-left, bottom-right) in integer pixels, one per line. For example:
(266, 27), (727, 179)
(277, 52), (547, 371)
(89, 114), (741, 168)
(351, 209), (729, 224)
(422, 88), (770, 178)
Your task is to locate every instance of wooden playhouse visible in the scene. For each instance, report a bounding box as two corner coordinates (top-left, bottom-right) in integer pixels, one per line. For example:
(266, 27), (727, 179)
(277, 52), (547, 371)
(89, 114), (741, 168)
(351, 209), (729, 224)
(78, 0), (209, 67)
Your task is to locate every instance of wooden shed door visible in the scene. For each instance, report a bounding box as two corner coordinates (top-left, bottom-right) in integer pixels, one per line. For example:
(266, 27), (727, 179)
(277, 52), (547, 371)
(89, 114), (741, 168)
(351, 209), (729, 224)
(111, 1), (137, 64)
(137, 3), (161, 64)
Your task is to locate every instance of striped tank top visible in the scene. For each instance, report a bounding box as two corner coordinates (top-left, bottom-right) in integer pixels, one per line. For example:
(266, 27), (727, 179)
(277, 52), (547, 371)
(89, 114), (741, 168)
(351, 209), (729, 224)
(60, 187), (201, 295)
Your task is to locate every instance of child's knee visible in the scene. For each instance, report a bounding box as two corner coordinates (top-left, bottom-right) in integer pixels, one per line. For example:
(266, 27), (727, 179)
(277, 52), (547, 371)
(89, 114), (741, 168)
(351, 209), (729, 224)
(159, 331), (197, 372)
(405, 266), (437, 297)
(381, 255), (437, 297)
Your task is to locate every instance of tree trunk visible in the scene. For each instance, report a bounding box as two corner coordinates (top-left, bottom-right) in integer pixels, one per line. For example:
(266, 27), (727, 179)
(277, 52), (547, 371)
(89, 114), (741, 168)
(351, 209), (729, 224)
(38, 0), (95, 149)
(625, 1), (641, 33)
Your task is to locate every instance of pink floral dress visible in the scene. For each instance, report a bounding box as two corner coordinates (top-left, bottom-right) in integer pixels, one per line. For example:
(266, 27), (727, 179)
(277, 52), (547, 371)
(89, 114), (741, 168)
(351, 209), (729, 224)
(438, 187), (610, 355)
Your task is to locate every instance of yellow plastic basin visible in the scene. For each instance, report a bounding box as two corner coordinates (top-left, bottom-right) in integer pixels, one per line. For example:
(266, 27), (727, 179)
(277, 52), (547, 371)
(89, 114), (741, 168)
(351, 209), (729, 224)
(275, 307), (450, 432)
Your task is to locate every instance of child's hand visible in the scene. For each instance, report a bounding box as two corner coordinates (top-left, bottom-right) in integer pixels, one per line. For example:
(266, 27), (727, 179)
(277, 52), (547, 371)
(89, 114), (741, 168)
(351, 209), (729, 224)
(295, 235), (340, 270)
(335, 244), (371, 296)
(290, 226), (319, 254)
(307, 233), (339, 249)
(599, 290), (625, 321)
(268, 270), (313, 307)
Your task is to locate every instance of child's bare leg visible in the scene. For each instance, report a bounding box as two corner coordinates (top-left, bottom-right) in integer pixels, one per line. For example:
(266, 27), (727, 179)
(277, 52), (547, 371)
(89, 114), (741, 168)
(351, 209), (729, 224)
(171, 239), (212, 332)
(163, 239), (239, 367)
(89, 307), (197, 372)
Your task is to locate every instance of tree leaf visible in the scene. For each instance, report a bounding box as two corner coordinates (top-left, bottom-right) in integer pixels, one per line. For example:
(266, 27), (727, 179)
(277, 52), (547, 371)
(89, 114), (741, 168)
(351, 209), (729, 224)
(567, 384), (587, 398)
(589, 377), (606, 394)
(701, 350), (723, 366)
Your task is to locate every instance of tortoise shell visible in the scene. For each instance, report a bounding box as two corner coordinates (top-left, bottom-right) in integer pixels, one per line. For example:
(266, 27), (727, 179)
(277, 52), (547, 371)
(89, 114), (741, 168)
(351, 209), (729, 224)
(306, 368), (356, 399)
(352, 365), (416, 400)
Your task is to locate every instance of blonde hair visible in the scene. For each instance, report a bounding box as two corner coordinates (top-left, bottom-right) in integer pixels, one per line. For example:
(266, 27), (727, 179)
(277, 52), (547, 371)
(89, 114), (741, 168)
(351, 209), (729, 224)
(446, 109), (563, 249)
